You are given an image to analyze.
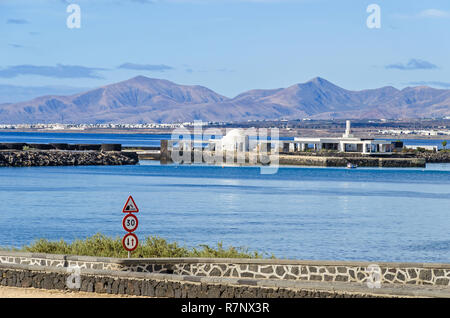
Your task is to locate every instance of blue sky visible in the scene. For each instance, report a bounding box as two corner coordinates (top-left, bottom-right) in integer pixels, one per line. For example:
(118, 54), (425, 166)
(1, 0), (450, 101)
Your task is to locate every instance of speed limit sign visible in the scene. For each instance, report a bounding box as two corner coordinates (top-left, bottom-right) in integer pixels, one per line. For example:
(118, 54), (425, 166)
(122, 214), (138, 232)
(122, 233), (139, 252)
(121, 196), (140, 256)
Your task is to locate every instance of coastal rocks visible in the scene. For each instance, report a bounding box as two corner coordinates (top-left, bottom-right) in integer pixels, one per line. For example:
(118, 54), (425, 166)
(0, 150), (138, 167)
(413, 151), (450, 163)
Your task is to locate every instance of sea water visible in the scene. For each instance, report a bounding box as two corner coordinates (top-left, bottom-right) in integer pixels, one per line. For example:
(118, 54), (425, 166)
(0, 160), (449, 263)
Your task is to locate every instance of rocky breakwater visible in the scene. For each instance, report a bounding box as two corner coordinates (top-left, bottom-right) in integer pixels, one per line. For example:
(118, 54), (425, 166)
(413, 151), (450, 163)
(0, 150), (139, 167)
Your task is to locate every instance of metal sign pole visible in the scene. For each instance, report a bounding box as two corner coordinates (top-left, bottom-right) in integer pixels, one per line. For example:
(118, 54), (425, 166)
(122, 196), (139, 258)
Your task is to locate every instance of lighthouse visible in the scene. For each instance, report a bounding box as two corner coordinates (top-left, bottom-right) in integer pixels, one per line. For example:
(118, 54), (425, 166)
(343, 120), (353, 138)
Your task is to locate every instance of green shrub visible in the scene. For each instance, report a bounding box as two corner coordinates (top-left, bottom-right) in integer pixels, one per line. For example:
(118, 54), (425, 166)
(14, 233), (269, 259)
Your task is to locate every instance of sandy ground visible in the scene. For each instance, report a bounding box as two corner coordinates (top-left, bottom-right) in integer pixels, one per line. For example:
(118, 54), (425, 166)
(0, 286), (147, 298)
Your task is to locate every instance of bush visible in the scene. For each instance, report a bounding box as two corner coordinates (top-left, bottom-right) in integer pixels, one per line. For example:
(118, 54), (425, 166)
(15, 233), (269, 259)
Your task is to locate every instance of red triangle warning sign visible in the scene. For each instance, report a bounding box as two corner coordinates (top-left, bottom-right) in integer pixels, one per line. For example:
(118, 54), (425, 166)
(122, 196), (139, 213)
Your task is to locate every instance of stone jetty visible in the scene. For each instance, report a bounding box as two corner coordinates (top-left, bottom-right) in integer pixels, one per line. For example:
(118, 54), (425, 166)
(278, 155), (426, 168)
(0, 143), (138, 167)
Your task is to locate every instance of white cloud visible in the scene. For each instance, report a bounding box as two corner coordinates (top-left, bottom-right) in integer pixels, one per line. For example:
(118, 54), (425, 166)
(394, 8), (450, 19)
(419, 9), (450, 18)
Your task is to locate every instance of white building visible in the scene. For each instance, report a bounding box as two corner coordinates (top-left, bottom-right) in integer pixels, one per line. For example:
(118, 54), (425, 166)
(210, 129), (250, 152)
(293, 120), (394, 155)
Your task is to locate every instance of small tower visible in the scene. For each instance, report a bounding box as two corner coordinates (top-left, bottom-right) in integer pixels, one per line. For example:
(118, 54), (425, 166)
(343, 120), (353, 138)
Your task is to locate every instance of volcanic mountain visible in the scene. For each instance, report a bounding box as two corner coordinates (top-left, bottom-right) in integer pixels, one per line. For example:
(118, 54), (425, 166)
(1, 76), (449, 123)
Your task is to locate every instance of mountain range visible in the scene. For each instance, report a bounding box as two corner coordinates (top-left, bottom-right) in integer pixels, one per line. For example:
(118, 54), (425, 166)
(1, 75), (449, 124)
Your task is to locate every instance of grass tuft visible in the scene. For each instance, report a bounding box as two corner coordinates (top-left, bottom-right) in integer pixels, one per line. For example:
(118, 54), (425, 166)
(7, 233), (272, 259)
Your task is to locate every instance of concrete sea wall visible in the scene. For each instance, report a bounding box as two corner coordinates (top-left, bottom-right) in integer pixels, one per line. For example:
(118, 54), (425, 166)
(278, 155), (426, 167)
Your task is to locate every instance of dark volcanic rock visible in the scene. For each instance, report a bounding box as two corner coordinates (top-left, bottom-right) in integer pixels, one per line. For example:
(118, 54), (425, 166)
(0, 150), (139, 167)
(413, 151), (450, 163)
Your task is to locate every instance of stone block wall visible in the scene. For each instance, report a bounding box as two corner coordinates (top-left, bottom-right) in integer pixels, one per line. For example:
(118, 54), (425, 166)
(1, 252), (449, 287)
(0, 253), (121, 271)
(121, 260), (450, 286)
(0, 264), (392, 298)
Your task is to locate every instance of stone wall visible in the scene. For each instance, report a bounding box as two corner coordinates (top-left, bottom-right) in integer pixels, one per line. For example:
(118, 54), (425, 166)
(0, 252), (121, 270)
(0, 263), (397, 298)
(1, 252), (449, 287)
(121, 259), (450, 286)
(278, 155), (426, 168)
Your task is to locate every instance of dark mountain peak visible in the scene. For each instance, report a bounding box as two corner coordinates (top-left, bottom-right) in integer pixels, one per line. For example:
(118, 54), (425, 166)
(401, 85), (440, 92)
(299, 77), (344, 91)
(307, 76), (329, 85)
(232, 88), (284, 101)
(380, 85), (399, 91)
(120, 75), (173, 86)
(130, 75), (150, 81)
(126, 75), (166, 83)
(360, 85), (399, 94)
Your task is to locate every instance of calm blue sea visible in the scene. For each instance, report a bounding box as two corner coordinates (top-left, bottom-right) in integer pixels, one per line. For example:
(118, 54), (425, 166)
(1, 132), (449, 262)
(0, 158), (449, 263)
(0, 131), (447, 148)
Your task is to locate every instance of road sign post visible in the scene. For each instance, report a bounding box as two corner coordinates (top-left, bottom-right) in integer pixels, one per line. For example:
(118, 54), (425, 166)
(122, 233), (139, 252)
(123, 195), (139, 213)
(122, 195), (139, 258)
(122, 214), (138, 232)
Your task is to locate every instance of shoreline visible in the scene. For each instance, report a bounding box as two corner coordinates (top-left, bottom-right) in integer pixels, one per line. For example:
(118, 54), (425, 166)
(0, 128), (448, 140)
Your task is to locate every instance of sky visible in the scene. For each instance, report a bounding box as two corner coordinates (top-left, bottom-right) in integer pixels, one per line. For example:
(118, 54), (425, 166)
(1, 0), (450, 102)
